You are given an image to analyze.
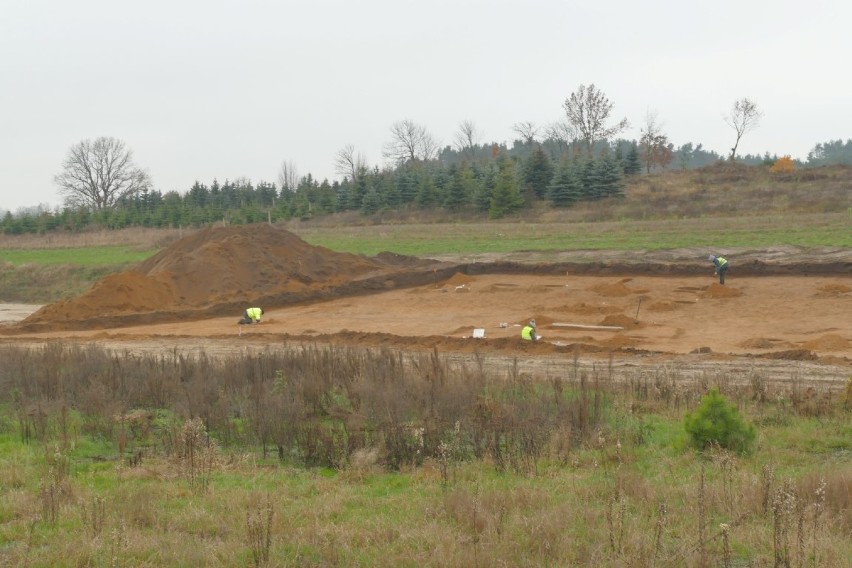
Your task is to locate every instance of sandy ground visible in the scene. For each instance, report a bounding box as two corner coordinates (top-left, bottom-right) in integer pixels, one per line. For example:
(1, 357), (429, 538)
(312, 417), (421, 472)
(2, 271), (850, 388)
(5, 273), (850, 355)
(1, 236), (849, 391)
(0, 304), (42, 324)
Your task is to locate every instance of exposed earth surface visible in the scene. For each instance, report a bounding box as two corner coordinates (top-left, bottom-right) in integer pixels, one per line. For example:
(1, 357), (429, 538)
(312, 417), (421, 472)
(2, 225), (850, 389)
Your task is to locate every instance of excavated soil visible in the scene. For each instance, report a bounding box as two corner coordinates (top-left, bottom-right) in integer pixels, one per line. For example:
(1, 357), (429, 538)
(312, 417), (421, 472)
(1, 225), (850, 388)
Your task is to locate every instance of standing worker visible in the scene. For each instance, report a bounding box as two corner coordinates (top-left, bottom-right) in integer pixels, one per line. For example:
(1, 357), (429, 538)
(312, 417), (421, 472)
(239, 307), (264, 324)
(708, 255), (729, 285)
(521, 319), (538, 341)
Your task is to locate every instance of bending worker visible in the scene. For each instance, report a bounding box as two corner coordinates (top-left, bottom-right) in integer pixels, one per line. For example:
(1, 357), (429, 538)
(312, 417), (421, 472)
(708, 255), (729, 285)
(239, 307), (264, 324)
(521, 319), (538, 341)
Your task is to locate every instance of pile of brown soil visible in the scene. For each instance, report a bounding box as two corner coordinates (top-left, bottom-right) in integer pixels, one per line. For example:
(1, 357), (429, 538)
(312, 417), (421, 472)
(701, 283), (744, 298)
(590, 278), (636, 297)
(599, 314), (641, 329)
(21, 224), (432, 328)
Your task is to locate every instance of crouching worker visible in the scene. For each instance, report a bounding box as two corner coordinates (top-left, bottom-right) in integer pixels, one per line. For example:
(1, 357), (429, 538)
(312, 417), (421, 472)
(521, 319), (538, 341)
(238, 307), (264, 325)
(708, 255), (729, 285)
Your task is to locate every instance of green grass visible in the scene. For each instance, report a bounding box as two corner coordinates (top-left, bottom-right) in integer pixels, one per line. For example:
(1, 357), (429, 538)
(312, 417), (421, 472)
(0, 246), (155, 266)
(294, 213), (852, 256)
(0, 407), (849, 567)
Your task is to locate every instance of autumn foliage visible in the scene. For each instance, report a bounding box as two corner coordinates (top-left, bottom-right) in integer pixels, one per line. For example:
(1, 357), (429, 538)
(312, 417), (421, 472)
(770, 155), (795, 173)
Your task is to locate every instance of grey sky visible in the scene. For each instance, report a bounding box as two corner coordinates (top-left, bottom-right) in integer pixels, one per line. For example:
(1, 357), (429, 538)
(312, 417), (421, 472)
(2, 0), (850, 212)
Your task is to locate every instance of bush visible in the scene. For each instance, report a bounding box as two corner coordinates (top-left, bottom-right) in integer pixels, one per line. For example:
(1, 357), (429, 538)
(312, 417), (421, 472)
(684, 388), (756, 454)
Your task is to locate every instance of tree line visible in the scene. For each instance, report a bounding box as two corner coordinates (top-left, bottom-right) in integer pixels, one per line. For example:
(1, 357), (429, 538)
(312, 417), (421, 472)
(0, 136), (826, 236)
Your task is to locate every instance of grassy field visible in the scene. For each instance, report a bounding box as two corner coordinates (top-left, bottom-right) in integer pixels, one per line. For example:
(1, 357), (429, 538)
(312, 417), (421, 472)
(0, 344), (850, 566)
(294, 212), (852, 256)
(0, 246), (156, 267)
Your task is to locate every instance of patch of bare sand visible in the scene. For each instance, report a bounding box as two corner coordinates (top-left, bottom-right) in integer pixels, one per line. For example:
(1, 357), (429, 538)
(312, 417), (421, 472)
(814, 283), (851, 298)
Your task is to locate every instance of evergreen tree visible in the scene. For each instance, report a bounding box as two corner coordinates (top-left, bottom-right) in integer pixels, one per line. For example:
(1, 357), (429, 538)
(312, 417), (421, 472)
(361, 185), (383, 215)
(547, 161), (582, 207)
(415, 169), (438, 209)
(444, 162), (475, 211)
(598, 155), (625, 198)
(474, 164), (495, 213)
(623, 142), (642, 175)
(578, 158), (599, 200)
(522, 145), (555, 199)
(395, 170), (417, 205)
(488, 156), (524, 219)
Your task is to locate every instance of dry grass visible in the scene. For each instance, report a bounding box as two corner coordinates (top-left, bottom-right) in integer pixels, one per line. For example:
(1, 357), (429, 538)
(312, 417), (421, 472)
(0, 226), (187, 250)
(0, 343), (850, 566)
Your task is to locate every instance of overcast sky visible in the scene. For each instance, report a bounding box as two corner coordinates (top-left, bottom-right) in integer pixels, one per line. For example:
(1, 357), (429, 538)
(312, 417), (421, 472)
(2, 0), (851, 213)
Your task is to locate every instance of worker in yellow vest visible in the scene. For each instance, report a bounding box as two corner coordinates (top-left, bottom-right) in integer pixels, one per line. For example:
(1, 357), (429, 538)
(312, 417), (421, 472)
(521, 319), (538, 341)
(708, 255), (729, 285)
(239, 307), (264, 324)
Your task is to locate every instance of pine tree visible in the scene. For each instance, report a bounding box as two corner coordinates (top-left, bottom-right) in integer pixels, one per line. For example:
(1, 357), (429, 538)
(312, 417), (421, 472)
(596, 155), (625, 198)
(415, 169), (438, 209)
(623, 142), (642, 175)
(396, 170), (417, 205)
(522, 145), (555, 199)
(444, 164), (469, 211)
(488, 157), (524, 219)
(578, 158), (600, 200)
(547, 161), (582, 207)
(361, 185), (383, 215)
(474, 164), (495, 213)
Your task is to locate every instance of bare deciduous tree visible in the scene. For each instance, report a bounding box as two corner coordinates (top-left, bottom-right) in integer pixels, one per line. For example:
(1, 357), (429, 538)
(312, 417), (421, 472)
(639, 110), (674, 173)
(512, 121), (541, 145)
(277, 160), (299, 193)
(725, 98), (762, 160)
(562, 84), (629, 154)
(383, 119), (439, 165)
(453, 120), (481, 159)
(54, 137), (151, 210)
(334, 144), (367, 184)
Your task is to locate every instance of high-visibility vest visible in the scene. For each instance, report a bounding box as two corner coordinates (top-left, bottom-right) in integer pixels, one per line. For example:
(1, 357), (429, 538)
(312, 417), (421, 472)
(717, 256), (728, 267)
(246, 307), (262, 321)
(521, 325), (535, 340)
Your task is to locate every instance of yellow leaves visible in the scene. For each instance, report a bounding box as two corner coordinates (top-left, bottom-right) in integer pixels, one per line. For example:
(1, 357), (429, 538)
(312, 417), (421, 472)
(770, 155), (795, 173)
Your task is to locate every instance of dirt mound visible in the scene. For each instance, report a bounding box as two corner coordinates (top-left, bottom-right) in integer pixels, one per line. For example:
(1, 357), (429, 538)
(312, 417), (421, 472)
(599, 314), (640, 330)
(22, 224), (403, 327)
(590, 278), (636, 297)
(740, 338), (787, 349)
(442, 272), (475, 287)
(814, 283), (851, 298)
(802, 334), (850, 351)
(701, 284), (743, 298)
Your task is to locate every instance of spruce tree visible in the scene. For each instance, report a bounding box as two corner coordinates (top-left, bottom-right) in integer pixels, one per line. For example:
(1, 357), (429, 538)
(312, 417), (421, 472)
(623, 142), (642, 175)
(415, 169), (438, 208)
(596, 155), (625, 198)
(522, 145), (555, 199)
(361, 186), (383, 215)
(488, 156), (524, 219)
(547, 161), (582, 207)
(444, 164), (468, 211)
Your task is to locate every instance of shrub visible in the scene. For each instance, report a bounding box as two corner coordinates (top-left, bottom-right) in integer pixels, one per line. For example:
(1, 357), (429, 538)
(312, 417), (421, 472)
(684, 388), (756, 454)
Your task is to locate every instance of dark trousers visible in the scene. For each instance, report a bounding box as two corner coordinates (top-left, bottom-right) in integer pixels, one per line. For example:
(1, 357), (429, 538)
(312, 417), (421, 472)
(718, 265), (728, 285)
